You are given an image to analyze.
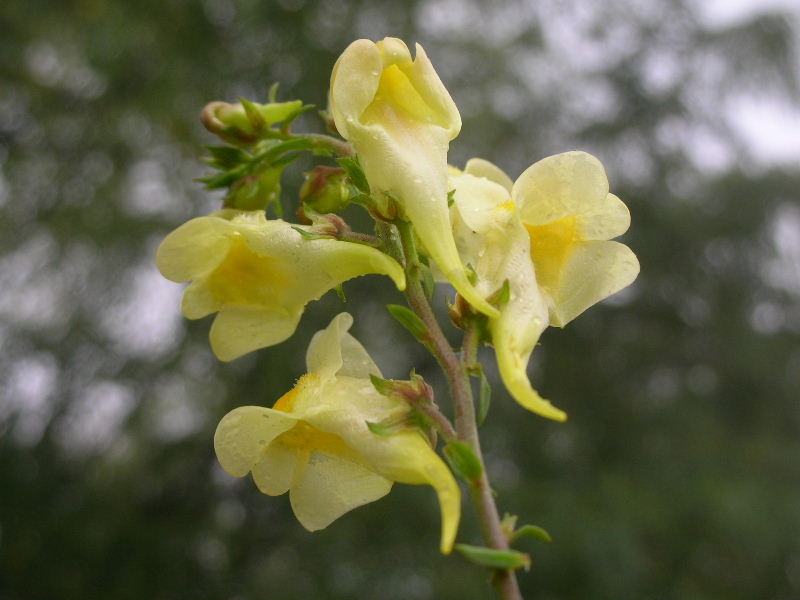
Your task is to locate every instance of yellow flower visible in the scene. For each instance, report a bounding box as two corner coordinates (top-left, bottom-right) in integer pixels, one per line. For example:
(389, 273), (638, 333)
(156, 210), (405, 362)
(214, 313), (461, 553)
(449, 152), (639, 421)
(329, 37), (498, 319)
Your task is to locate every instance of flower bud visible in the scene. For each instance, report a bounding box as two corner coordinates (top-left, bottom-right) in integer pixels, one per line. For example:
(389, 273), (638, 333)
(223, 168), (282, 211)
(201, 99), (303, 145)
(299, 166), (351, 213)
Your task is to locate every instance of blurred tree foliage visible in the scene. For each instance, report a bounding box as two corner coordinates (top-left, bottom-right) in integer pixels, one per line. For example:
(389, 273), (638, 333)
(1, 0), (799, 598)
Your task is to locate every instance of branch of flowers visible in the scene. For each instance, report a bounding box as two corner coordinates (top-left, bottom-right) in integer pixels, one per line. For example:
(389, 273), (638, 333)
(394, 220), (523, 600)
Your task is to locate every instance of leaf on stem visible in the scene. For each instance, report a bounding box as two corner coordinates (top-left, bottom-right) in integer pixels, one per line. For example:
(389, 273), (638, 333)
(510, 525), (552, 544)
(454, 544), (531, 571)
(477, 368), (491, 426)
(337, 156), (370, 194)
(443, 440), (483, 484)
(386, 304), (429, 342)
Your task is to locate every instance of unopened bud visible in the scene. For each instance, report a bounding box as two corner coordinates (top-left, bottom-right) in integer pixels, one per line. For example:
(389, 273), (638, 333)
(201, 99), (304, 145)
(300, 166), (351, 213)
(224, 168), (282, 211)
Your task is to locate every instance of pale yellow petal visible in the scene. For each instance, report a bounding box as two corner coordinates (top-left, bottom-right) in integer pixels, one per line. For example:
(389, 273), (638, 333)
(181, 280), (219, 319)
(399, 42), (461, 136)
(251, 441), (300, 496)
(514, 151), (609, 226)
(214, 406), (298, 478)
(464, 158), (514, 192)
(575, 193), (631, 241)
(494, 338), (567, 422)
(306, 313), (381, 381)
(308, 237), (406, 293)
(305, 312), (349, 380)
(449, 172), (513, 236)
(210, 306), (302, 362)
(548, 240), (640, 327)
(155, 215), (234, 282)
(289, 450), (392, 531)
(329, 39), (384, 140)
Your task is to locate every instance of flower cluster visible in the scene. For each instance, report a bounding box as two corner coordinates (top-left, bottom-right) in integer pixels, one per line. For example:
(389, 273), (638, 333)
(156, 36), (638, 552)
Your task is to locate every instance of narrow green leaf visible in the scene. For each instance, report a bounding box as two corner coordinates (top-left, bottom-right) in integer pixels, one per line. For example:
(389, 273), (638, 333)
(454, 544), (531, 571)
(444, 440), (483, 483)
(337, 156), (370, 194)
(198, 170), (241, 190)
(420, 263), (436, 301)
(204, 145), (251, 170)
(386, 304), (429, 341)
(510, 525), (552, 544)
(283, 104), (317, 130)
(478, 369), (491, 426)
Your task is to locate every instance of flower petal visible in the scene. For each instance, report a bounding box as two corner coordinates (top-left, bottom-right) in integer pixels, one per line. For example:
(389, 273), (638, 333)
(575, 193), (631, 241)
(487, 224), (568, 422)
(210, 305), (302, 362)
(548, 240), (640, 327)
(251, 441), (300, 496)
(514, 151), (609, 226)
(464, 158), (513, 192)
(214, 406), (298, 478)
(289, 449), (392, 531)
(181, 280), (219, 319)
(306, 313), (382, 381)
(156, 215), (234, 282)
(450, 172), (513, 236)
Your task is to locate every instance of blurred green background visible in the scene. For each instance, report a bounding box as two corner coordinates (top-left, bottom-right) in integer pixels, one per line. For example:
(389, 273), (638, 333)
(2, 0), (799, 598)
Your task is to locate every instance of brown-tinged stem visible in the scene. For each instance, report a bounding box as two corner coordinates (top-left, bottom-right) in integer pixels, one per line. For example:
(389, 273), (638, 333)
(394, 220), (523, 600)
(302, 133), (354, 157)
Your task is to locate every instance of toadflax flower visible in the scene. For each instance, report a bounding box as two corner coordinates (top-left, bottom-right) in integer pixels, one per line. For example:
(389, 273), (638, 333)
(214, 313), (461, 553)
(329, 37), (499, 319)
(156, 210), (405, 362)
(449, 152), (639, 421)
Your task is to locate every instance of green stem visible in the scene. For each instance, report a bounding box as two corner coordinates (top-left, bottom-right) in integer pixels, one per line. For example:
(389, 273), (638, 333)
(394, 220), (523, 600)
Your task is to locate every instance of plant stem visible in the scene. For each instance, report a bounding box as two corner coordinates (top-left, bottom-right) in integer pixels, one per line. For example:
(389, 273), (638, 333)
(394, 220), (523, 600)
(303, 133), (354, 156)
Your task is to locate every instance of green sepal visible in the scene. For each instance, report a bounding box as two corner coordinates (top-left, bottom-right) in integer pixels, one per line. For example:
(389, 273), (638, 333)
(337, 156), (370, 194)
(466, 263), (478, 285)
(240, 97), (267, 130)
(366, 416), (409, 437)
(386, 304), (429, 342)
(447, 188), (455, 207)
(334, 284), (347, 302)
(267, 82), (280, 103)
(290, 226), (329, 241)
(454, 544), (531, 571)
(487, 279), (511, 307)
(510, 525), (552, 544)
(443, 440), (483, 484)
